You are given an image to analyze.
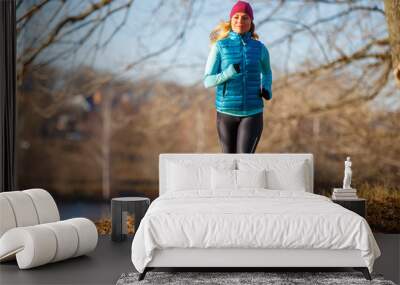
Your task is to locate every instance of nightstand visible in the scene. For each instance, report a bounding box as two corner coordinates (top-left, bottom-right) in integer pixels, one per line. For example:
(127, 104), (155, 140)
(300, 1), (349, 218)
(111, 197), (150, 242)
(332, 198), (366, 218)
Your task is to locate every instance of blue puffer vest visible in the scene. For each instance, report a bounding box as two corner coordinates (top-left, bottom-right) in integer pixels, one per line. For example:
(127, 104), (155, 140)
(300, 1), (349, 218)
(215, 30), (263, 112)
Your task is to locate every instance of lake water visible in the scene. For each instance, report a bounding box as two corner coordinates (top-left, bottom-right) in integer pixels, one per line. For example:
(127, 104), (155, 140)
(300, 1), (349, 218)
(58, 201), (110, 221)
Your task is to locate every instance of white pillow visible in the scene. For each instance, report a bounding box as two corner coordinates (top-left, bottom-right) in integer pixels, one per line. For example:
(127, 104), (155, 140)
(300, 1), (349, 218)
(166, 159), (235, 192)
(211, 168), (236, 190)
(211, 168), (268, 190)
(237, 159), (309, 191)
(237, 169), (267, 189)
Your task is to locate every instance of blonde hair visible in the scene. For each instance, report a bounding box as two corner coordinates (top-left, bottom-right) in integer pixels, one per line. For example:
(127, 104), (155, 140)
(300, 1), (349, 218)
(209, 20), (259, 46)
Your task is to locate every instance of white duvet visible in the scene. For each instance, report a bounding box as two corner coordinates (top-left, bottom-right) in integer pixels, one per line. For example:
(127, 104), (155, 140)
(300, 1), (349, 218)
(131, 189), (380, 273)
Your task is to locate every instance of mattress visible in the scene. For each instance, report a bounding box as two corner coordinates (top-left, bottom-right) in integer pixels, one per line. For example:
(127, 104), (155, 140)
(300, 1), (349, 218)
(131, 189), (380, 273)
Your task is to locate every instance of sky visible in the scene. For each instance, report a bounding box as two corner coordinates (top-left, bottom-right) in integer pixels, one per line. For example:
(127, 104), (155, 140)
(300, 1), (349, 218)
(85, 0), (321, 85)
(44, 0), (355, 86)
(22, 0), (390, 100)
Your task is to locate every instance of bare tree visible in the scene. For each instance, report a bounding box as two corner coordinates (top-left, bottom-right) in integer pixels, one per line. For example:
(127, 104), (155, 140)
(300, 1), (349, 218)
(254, 0), (396, 121)
(383, 0), (400, 86)
(17, 0), (399, 199)
(17, 0), (133, 80)
(82, 86), (143, 199)
(17, 0), (196, 198)
(17, 0), (195, 118)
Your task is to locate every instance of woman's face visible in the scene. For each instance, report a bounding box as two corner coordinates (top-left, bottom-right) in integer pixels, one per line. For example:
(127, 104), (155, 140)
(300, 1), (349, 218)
(231, 12), (252, 34)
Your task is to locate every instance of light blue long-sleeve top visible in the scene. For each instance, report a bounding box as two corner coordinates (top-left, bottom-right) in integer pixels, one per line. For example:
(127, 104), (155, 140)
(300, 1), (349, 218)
(203, 41), (272, 117)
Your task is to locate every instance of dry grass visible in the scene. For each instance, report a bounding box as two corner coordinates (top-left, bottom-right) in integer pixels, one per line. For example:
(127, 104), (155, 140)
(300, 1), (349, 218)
(357, 183), (400, 233)
(95, 215), (135, 235)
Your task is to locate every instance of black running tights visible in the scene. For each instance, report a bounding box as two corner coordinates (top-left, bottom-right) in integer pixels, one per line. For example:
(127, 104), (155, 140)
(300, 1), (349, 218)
(216, 111), (263, 153)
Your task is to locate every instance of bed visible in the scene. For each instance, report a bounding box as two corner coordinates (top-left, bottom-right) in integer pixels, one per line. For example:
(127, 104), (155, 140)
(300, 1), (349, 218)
(131, 153), (381, 281)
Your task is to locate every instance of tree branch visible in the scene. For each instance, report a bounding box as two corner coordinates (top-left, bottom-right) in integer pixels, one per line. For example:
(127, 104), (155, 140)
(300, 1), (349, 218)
(280, 61), (392, 121)
(21, 0), (114, 68)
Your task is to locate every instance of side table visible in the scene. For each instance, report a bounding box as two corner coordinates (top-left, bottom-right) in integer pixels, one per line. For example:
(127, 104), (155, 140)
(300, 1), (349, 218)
(111, 197), (150, 242)
(332, 198), (366, 218)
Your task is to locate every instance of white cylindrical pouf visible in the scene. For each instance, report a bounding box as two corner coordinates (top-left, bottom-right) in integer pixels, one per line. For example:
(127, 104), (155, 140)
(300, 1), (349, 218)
(0, 195), (17, 237)
(42, 221), (79, 263)
(23, 189), (60, 224)
(0, 192), (39, 227)
(65, 218), (98, 257)
(0, 190), (98, 269)
(0, 226), (57, 269)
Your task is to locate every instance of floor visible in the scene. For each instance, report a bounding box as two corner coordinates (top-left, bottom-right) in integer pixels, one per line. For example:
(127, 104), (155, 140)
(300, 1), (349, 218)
(0, 236), (134, 285)
(373, 233), (400, 284)
(1, 234), (398, 285)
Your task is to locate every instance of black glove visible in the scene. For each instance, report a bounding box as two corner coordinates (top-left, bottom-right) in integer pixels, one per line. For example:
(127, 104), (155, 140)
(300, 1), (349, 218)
(233, 63), (240, 73)
(260, 88), (271, 100)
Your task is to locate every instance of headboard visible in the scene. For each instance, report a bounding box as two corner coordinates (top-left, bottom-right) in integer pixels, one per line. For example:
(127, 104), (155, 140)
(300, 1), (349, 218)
(159, 153), (314, 195)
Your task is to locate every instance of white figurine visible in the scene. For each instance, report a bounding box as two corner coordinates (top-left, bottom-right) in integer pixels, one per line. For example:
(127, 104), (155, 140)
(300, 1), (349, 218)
(343, 156), (352, 189)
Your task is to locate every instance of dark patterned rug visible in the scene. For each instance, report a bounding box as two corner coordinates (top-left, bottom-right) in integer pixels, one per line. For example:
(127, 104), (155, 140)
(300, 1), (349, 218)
(116, 271), (396, 285)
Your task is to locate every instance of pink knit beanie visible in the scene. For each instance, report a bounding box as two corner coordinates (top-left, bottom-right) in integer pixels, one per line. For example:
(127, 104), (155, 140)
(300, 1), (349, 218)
(230, 1), (254, 21)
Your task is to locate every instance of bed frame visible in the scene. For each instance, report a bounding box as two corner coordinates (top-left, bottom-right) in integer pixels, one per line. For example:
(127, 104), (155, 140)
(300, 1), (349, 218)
(138, 153), (371, 281)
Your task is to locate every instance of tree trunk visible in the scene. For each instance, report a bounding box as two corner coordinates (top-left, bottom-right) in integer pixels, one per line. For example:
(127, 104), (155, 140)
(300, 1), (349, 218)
(384, 0), (400, 87)
(102, 92), (111, 199)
